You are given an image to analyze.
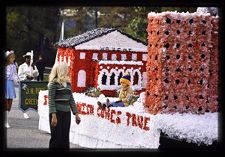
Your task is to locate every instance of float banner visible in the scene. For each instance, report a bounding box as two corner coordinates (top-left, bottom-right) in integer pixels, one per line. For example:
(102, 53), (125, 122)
(19, 81), (48, 111)
(38, 91), (160, 148)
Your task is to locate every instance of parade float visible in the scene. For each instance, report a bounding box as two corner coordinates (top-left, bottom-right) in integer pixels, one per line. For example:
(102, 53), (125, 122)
(145, 11), (219, 115)
(54, 28), (148, 96)
(38, 10), (220, 149)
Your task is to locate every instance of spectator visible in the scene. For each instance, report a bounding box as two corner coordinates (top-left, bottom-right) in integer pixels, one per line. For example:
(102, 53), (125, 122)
(35, 55), (45, 81)
(4, 50), (19, 128)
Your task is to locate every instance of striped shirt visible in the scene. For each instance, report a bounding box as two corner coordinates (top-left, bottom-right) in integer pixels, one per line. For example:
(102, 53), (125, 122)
(48, 81), (78, 115)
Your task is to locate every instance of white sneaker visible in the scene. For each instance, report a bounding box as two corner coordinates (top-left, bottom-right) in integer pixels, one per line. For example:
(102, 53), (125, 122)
(23, 113), (30, 119)
(5, 122), (10, 128)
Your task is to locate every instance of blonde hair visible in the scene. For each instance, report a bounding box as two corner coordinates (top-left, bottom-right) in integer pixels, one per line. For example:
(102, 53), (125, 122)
(48, 62), (69, 86)
(5, 53), (15, 66)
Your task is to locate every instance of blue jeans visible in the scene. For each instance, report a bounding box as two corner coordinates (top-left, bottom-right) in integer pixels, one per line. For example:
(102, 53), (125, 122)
(102, 101), (125, 108)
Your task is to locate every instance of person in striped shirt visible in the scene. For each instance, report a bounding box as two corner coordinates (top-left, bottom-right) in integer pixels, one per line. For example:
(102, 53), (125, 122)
(48, 62), (81, 150)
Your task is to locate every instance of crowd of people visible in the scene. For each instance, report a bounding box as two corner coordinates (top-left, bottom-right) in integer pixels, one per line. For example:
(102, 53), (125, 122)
(4, 50), (45, 126)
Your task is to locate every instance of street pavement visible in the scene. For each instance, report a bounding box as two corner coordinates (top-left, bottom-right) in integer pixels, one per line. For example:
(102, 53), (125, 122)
(6, 86), (82, 149)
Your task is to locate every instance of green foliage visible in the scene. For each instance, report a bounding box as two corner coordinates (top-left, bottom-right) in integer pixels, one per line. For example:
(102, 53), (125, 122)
(161, 7), (196, 13)
(125, 14), (148, 43)
(128, 94), (139, 106)
(97, 7), (133, 29)
(124, 7), (160, 43)
(124, 7), (196, 43)
(6, 7), (60, 66)
(6, 6), (198, 66)
(85, 87), (101, 97)
(43, 73), (49, 82)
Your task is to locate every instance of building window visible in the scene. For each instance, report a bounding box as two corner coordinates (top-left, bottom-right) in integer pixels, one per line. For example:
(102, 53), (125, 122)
(110, 72), (116, 85)
(77, 70), (86, 87)
(102, 53), (108, 60)
(133, 71), (139, 85)
(92, 53), (98, 60)
(102, 72), (107, 85)
(121, 54), (127, 61)
(111, 54), (117, 60)
(80, 52), (86, 59)
(118, 71), (123, 85)
(142, 54), (147, 61)
(132, 54), (137, 61)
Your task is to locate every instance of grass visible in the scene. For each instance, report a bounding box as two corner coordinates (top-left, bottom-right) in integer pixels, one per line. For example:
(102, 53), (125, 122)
(43, 73), (49, 82)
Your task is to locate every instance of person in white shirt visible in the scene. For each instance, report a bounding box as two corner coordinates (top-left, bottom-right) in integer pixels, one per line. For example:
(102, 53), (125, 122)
(18, 52), (39, 119)
(18, 52), (39, 81)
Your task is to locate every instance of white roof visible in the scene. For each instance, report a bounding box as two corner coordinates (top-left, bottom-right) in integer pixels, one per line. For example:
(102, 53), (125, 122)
(75, 30), (147, 52)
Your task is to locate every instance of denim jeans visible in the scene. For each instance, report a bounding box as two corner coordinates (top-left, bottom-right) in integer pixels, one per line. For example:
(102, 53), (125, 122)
(102, 101), (125, 108)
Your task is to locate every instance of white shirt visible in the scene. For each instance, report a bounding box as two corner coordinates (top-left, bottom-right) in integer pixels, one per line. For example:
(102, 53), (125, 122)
(18, 62), (39, 81)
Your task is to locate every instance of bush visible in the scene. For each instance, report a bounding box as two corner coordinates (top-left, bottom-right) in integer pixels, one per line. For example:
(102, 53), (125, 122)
(84, 87), (101, 97)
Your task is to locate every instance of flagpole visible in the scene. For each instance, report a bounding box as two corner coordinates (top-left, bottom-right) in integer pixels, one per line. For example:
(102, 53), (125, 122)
(59, 19), (65, 42)
(30, 50), (34, 75)
(55, 19), (65, 64)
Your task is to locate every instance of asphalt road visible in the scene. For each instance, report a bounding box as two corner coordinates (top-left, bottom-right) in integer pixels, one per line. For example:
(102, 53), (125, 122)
(6, 86), (82, 149)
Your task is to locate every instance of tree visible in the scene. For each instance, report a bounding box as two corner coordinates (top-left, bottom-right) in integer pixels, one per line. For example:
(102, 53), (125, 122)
(6, 7), (60, 66)
(161, 7), (196, 13)
(58, 7), (198, 48)
(61, 7), (137, 38)
(125, 7), (196, 43)
(97, 7), (134, 29)
(6, 6), (198, 66)
(61, 7), (96, 38)
(124, 7), (161, 43)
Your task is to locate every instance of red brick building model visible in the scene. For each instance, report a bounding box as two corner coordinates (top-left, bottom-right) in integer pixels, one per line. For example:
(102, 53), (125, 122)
(55, 28), (147, 96)
(145, 12), (219, 114)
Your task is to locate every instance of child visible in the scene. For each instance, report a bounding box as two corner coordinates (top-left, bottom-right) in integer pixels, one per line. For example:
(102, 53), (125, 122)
(48, 62), (81, 150)
(4, 50), (19, 128)
(35, 55), (45, 81)
(97, 72), (134, 109)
